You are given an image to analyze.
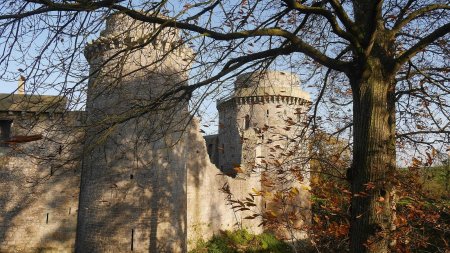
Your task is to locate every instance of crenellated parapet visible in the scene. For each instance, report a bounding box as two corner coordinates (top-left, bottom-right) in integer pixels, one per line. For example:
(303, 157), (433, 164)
(218, 71), (310, 107)
(84, 13), (192, 66)
(219, 94), (310, 109)
(83, 13), (194, 118)
(235, 71), (299, 87)
(234, 95), (310, 105)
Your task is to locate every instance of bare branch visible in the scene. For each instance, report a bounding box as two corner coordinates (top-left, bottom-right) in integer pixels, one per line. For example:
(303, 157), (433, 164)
(391, 4), (450, 34)
(396, 22), (450, 67)
(281, 0), (359, 47)
(397, 130), (450, 138)
(327, 0), (356, 34)
(112, 6), (350, 71)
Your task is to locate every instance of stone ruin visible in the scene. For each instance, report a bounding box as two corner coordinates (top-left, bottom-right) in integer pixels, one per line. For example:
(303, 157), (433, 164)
(0, 14), (311, 252)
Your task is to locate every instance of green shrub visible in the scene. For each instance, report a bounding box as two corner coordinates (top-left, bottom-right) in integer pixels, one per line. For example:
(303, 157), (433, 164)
(190, 229), (293, 253)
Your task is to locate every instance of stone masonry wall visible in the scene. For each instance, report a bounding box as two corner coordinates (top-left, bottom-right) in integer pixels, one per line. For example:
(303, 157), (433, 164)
(0, 111), (83, 253)
(186, 119), (264, 251)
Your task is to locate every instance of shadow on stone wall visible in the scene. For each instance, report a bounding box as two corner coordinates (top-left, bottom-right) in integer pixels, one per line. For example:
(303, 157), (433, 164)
(0, 113), (82, 252)
(186, 118), (265, 251)
(75, 92), (189, 252)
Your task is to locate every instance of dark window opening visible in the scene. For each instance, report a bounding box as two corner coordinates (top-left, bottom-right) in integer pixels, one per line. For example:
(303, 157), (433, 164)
(46, 213), (49, 224)
(131, 229), (135, 251)
(130, 174), (134, 180)
(297, 111), (302, 123)
(244, 115), (250, 130)
(0, 120), (12, 146)
(208, 144), (213, 155)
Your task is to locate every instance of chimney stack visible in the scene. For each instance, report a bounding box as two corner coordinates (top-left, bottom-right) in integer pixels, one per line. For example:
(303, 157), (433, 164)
(18, 75), (25, 94)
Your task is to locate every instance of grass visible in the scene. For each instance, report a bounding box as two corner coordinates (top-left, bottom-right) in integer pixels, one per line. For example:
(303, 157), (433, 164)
(189, 229), (294, 253)
(419, 165), (449, 199)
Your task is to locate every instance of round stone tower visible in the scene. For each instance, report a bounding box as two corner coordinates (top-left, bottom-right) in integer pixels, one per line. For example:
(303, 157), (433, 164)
(217, 71), (311, 240)
(217, 71), (310, 174)
(77, 14), (192, 252)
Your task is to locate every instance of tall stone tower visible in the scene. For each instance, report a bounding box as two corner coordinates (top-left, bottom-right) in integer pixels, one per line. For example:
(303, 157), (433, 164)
(76, 14), (192, 252)
(216, 71), (311, 239)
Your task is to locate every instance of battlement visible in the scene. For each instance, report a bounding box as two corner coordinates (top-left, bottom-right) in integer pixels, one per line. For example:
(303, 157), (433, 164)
(235, 71), (301, 89)
(84, 13), (190, 62)
(218, 71), (310, 106)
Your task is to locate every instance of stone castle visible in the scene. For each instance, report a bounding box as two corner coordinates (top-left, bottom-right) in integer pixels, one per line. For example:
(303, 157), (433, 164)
(0, 14), (311, 252)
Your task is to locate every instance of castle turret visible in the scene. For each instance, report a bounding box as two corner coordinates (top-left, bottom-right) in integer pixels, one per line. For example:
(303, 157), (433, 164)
(217, 71), (310, 174)
(216, 71), (311, 240)
(76, 14), (192, 252)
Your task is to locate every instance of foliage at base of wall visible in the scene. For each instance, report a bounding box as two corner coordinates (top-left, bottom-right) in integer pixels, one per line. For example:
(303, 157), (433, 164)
(189, 229), (296, 253)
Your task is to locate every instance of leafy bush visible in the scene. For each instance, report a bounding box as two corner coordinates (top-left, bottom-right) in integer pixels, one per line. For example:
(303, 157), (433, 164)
(190, 229), (293, 253)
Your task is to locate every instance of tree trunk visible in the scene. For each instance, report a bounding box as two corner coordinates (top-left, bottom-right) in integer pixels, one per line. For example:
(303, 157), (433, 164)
(349, 58), (396, 253)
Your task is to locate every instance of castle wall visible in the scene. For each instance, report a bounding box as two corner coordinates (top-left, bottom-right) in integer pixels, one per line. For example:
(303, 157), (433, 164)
(204, 135), (219, 166)
(186, 119), (263, 250)
(0, 111), (83, 252)
(217, 101), (241, 173)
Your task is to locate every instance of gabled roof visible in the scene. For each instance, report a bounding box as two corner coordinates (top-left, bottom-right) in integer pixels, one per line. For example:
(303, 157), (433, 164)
(0, 94), (67, 113)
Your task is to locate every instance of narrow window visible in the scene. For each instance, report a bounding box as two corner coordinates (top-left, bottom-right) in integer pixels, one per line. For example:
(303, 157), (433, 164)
(0, 120), (12, 146)
(297, 111), (302, 123)
(208, 144), (213, 155)
(131, 229), (134, 251)
(46, 213), (49, 224)
(244, 115), (250, 130)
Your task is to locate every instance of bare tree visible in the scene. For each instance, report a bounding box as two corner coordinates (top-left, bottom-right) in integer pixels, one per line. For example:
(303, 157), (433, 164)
(0, 1), (449, 252)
